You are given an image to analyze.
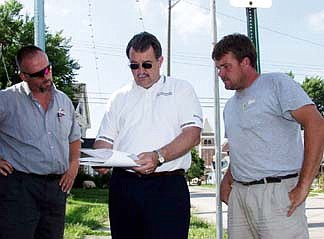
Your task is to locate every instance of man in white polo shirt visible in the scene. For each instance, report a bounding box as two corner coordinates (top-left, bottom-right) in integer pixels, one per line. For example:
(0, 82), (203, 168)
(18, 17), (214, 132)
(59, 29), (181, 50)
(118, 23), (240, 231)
(93, 32), (203, 239)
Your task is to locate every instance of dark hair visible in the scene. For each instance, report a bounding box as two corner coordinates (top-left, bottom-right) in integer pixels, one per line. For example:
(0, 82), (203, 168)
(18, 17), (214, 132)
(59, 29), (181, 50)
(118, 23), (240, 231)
(211, 33), (257, 69)
(16, 45), (44, 68)
(126, 32), (162, 59)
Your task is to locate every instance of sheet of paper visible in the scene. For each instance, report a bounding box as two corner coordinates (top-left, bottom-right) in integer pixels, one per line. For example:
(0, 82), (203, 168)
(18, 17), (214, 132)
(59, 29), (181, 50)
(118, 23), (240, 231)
(80, 148), (139, 167)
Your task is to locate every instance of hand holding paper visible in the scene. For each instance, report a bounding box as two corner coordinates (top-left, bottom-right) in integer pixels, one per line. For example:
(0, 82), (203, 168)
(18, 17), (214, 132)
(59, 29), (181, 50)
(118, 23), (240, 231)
(80, 148), (139, 167)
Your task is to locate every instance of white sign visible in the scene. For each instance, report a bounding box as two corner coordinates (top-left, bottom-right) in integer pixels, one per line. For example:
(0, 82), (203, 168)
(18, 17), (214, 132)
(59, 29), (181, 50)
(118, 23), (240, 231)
(230, 0), (272, 8)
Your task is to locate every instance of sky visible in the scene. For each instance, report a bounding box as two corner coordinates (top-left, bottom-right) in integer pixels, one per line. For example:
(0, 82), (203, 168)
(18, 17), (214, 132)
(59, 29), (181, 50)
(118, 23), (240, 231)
(3, 0), (324, 139)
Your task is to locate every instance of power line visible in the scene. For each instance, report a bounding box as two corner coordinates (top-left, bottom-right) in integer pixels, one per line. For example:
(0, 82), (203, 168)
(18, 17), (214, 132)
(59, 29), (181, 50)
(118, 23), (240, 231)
(183, 0), (324, 48)
(87, 0), (101, 93)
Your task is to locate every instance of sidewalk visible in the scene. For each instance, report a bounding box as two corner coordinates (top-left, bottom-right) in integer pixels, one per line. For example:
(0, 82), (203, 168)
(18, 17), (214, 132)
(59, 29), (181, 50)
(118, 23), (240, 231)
(189, 186), (324, 239)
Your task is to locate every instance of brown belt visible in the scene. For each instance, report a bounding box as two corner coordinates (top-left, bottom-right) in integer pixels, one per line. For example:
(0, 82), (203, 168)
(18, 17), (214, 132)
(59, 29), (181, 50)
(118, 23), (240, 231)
(113, 168), (185, 178)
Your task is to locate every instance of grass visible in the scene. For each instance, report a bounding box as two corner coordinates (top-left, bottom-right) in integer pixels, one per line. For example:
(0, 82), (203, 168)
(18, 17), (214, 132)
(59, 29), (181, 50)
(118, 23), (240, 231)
(64, 188), (227, 239)
(64, 189), (110, 239)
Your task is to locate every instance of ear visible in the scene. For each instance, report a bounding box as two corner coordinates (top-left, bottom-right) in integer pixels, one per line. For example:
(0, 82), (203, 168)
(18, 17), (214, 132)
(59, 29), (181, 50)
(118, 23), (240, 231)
(19, 73), (28, 82)
(242, 57), (251, 67)
(158, 56), (163, 67)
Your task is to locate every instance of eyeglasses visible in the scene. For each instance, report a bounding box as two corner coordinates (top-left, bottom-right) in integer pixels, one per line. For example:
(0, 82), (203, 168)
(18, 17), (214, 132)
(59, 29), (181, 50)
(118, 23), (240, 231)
(22, 64), (52, 78)
(129, 62), (153, 70)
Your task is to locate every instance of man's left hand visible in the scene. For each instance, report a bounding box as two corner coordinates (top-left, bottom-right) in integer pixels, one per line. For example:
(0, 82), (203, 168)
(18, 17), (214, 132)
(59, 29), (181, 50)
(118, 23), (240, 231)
(132, 151), (159, 175)
(287, 185), (309, 217)
(59, 160), (79, 193)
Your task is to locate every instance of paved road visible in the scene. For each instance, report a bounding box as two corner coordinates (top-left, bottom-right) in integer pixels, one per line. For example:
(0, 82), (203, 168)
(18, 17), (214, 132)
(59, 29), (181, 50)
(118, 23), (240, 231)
(189, 186), (324, 239)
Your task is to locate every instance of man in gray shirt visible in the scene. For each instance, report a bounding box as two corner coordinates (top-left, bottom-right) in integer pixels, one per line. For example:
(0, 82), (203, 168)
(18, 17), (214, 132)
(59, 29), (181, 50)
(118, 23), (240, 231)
(0, 45), (81, 239)
(212, 33), (324, 239)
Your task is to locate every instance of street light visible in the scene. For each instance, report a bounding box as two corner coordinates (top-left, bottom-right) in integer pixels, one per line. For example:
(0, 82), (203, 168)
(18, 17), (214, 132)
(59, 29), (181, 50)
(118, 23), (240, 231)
(167, 0), (182, 76)
(230, 0), (272, 73)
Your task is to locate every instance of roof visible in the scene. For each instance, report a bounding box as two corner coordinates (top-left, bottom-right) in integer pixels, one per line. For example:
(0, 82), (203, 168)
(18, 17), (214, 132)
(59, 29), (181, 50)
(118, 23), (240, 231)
(202, 118), (214, 133)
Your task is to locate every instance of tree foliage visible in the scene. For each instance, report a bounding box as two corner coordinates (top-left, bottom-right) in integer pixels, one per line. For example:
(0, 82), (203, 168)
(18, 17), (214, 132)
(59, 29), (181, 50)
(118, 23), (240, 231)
(186, 148), (205, 182)
(0, 0), (80, 99)
(301, 76), (324, 116)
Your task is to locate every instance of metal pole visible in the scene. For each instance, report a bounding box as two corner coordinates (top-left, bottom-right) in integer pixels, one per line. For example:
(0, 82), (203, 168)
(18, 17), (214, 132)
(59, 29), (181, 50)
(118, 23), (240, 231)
(246, 8), (260, 73)
(34, 0), (45, 51)
(167, 0), (171, 76)
(211, 0), (223, 238)
(167, 0), (182, 77)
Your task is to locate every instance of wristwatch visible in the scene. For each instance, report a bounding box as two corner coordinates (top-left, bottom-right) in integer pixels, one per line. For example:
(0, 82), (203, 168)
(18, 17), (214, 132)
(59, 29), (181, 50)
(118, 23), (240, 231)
(154, 149), (165, 166)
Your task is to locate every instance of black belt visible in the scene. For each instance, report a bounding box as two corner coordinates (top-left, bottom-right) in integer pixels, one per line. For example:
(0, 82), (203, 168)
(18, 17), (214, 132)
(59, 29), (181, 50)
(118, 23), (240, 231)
(113, 168), (185, 178)
(15, 170), (63, 180)
(236, 173), (298, 186)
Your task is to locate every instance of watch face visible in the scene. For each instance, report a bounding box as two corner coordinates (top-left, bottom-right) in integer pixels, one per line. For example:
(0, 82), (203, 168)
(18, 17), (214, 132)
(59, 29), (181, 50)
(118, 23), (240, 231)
(159, 156), (165, 163)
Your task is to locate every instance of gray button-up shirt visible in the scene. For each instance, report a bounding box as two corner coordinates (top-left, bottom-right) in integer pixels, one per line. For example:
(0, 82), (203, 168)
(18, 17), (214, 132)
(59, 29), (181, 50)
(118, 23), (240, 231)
(0, 81), (81, 174)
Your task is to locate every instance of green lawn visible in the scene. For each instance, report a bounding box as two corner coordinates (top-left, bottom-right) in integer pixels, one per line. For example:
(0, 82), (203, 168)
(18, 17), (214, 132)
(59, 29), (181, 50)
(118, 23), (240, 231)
(64, 188), (226, 239)
(64, 189), (110, 239)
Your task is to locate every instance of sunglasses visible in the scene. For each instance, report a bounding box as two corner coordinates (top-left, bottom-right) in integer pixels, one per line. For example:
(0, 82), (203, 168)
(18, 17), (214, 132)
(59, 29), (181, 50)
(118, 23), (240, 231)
(22, 64), (52, 78)
(129, 62), (153, 70)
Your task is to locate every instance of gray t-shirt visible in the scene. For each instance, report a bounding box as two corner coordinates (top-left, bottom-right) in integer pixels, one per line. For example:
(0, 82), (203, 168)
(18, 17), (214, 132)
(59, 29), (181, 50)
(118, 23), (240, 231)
(224, 73), (313, 182)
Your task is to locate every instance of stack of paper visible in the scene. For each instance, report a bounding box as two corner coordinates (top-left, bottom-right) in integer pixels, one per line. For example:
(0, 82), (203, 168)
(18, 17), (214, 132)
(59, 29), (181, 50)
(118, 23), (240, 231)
(80, 148), (139, 167)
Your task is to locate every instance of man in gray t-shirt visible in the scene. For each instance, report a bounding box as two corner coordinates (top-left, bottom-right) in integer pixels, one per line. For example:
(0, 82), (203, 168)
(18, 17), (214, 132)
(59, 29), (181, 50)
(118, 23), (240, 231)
(212, 33), (324, 239)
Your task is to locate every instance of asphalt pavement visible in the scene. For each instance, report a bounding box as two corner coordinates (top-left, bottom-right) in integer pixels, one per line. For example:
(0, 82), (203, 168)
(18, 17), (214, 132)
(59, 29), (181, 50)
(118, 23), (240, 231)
(189, 186), (324, 239)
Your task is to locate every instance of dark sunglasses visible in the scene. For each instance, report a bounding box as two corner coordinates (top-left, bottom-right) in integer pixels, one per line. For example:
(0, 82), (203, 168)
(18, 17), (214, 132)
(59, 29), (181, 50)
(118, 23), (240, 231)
(129, 62), (152, 70)
(22, 64), (52, 78)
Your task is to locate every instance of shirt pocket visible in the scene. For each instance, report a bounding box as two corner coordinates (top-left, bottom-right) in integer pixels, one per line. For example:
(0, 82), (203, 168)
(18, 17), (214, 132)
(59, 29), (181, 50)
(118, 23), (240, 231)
(57, 113), (72, 140)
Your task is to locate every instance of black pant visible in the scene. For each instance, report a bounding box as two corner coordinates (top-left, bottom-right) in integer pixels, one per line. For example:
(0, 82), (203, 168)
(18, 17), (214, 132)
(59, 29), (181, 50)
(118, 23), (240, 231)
(0, 171), (67, 239)
(109, 169), (190, 239)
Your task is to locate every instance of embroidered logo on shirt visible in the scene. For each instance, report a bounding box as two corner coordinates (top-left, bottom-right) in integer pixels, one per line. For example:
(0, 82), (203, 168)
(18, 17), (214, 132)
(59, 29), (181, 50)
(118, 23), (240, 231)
(57, 108), (66, 118)
(242, 98), (256, 111)
(157, 92), (172, 97)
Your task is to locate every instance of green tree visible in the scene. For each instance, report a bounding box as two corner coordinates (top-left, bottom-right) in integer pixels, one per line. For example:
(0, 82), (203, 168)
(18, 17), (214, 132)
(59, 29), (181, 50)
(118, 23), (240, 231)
(301, 76), (324, 116)
(0, 0), (80, 99)
(186, 148), (205, 183)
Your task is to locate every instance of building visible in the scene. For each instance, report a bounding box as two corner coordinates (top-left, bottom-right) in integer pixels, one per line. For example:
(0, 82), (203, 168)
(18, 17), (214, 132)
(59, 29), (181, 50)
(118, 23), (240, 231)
(198, 118), (215, 169)
(72, 83), (91, 138)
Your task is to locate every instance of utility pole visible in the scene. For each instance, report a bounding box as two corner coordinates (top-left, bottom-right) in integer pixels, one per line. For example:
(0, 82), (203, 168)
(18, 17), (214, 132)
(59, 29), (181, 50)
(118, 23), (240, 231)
(34, 0), (45, 51)
(210, 1), (223, 238)
(167, 0), (182, 76)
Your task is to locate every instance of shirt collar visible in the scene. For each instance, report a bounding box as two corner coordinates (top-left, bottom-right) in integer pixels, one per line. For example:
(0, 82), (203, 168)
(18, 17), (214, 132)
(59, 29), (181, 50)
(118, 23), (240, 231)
(132, 75), (166, 92)
(20, 81), (57, 97)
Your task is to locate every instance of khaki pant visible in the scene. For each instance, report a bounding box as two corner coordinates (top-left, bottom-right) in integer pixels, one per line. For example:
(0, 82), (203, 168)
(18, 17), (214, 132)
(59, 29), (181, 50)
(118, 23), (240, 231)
(228, 177), (309, 239)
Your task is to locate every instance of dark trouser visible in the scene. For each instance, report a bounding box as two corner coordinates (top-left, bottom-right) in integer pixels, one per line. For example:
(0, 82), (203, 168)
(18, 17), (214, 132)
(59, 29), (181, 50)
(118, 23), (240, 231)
(109, 168), (190, 239)
(0, 171), (67, 239)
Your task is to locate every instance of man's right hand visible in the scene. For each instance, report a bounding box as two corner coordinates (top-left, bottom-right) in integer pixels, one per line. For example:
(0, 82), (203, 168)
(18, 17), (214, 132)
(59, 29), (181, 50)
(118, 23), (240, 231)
(0, 158), (14, 176)
(220, 169), (233, 205)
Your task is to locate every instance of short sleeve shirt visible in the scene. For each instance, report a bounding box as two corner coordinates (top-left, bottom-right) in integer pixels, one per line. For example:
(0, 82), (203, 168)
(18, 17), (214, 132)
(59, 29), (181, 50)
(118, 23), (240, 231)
(96, 75), (203, 172)
(224, 73), (313, 182)
(0, 81), (81, 174)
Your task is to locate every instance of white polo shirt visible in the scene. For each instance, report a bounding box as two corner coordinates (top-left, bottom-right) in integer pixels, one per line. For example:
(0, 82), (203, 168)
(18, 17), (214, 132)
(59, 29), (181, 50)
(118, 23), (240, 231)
(96, 75), (203, 172)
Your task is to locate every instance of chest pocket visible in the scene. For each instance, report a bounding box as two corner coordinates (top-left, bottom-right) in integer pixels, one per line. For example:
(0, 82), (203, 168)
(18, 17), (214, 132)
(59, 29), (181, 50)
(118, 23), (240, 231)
(57, 113), (72, 140)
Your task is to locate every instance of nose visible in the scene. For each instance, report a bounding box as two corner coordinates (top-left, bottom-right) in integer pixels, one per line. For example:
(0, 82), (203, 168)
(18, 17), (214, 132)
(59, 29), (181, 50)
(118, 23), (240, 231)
(218, 68), (225, 78)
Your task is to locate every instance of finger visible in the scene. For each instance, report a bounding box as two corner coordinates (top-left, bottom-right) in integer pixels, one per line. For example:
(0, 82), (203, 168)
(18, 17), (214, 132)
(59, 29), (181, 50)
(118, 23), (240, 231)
(0, 168), (8, 176)
(287, 203), (297, 217)
(0, 164), (13, 174)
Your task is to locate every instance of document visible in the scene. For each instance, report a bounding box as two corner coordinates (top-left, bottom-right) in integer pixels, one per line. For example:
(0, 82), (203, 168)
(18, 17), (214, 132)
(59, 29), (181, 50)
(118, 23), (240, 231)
(80, 148), (139, 167)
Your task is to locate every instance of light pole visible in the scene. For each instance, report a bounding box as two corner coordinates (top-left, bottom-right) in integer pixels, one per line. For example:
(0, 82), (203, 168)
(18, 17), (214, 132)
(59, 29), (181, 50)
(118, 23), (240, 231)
(167, 0), (182, 76)
(34, 0), (45, 51)
(230, 0), (272, 74)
